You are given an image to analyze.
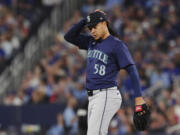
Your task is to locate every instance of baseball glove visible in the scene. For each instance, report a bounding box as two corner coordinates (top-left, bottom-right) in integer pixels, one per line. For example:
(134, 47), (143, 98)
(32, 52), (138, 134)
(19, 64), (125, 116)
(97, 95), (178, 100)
(133, 104), (151, 131)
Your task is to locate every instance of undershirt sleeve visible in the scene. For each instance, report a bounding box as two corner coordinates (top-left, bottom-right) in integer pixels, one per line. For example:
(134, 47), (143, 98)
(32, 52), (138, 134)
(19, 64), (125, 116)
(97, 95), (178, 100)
(64, 19), (91, 50)
(125, 65), (142, 97)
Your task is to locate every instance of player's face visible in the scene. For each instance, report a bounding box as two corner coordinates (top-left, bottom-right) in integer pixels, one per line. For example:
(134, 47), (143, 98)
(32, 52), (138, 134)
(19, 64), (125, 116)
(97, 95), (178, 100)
(88, 22), (106, 40)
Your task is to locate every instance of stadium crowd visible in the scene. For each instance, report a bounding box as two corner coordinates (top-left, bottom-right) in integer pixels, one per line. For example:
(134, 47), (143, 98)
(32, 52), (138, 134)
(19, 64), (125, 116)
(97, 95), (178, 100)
(1, 0), (180, 135)
(0, 0), (52, 74)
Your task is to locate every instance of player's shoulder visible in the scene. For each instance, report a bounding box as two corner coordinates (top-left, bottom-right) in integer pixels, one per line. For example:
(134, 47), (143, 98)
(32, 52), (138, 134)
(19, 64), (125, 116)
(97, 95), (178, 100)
(110, 36), (127, 48)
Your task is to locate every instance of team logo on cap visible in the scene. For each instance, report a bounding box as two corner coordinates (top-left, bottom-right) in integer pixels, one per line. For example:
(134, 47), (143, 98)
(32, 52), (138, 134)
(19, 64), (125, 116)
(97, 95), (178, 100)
(87, 16), (90, 22)
(100, 17), (103, 20)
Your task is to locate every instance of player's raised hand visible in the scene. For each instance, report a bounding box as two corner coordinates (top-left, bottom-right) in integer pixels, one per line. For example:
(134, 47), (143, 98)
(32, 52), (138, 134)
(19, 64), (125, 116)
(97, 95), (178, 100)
(133, 104), (151, 131)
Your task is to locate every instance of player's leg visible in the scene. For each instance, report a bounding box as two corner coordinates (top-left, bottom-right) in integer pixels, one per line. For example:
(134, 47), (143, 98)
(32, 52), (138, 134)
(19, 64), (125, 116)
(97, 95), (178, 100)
(87, 89), (122, 135)
(87, 95), (102, 135)
(99, 89), (122, 134)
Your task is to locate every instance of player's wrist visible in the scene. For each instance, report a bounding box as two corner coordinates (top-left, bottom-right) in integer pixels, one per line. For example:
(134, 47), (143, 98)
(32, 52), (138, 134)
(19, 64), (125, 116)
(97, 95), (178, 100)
(135, 97), (146, 105)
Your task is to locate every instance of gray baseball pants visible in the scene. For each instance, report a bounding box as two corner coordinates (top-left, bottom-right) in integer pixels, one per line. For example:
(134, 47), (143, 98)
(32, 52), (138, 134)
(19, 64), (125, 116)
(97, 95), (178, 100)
(87, 86), (122, 135)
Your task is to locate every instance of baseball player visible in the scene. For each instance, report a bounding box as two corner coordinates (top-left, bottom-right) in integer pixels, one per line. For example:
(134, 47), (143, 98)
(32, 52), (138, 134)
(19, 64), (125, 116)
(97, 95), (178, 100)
(64, 10), (150, 135)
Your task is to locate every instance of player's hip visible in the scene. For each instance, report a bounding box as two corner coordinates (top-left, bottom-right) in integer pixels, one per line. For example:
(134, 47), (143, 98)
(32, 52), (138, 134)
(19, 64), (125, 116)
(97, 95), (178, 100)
(87, 86), (122, 101)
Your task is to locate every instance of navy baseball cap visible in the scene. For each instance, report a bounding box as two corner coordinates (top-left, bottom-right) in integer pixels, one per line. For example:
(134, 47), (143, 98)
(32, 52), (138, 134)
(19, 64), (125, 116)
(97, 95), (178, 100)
(86, 11), (107, 27)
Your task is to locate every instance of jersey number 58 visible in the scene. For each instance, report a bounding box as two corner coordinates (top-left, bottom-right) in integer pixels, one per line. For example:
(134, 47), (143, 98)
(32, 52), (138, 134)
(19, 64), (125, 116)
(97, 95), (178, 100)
(94, 64), (106, 76)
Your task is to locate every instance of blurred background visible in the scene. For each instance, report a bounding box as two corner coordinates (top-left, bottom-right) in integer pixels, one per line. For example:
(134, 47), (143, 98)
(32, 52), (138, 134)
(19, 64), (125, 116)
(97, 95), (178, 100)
(0, 0), (180, 135)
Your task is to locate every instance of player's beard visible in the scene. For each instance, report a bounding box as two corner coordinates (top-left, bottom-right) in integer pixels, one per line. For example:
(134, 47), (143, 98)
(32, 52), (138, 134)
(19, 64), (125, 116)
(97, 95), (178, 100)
(94, 32), (104, 41)
(96, 38), (102, 42)
(93, 35), (102, 42)
(92, 35), (100, 40)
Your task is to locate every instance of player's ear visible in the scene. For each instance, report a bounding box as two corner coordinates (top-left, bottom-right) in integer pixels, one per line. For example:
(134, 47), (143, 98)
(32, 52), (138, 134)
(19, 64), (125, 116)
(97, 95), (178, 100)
(101, 21), (107, 27)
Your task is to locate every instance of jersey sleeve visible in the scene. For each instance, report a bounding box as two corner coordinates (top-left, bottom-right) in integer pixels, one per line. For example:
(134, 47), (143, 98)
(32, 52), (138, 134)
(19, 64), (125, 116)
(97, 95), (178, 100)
(126, 65), (142, 97)
(64, 19), (91, 50)
(113, 41), (134, 69)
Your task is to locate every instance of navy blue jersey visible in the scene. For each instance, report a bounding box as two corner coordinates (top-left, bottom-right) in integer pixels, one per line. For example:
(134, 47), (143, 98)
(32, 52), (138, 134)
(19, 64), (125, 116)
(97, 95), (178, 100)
(85, 35), (134, 90)
(64, 19), (142, 97)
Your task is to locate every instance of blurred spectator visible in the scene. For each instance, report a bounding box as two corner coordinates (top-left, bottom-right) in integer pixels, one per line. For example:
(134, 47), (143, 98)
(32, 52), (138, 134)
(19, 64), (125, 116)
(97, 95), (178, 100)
(27, 87), (49, 104)
(50, 76), (70, 105)
(47, 113), (65, 135)
(150, 67), (170, 89)
(63, 97), (78, 135)
(148, 109), (167, 135)
(71, 79), (87, 103)
(105, 0), (123, 10)
(43, 0), (62, 6)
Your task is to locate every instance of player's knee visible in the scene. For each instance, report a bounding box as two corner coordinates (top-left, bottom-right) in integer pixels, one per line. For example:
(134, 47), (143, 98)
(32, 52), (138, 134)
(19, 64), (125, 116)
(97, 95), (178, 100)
(99, 129), (107, 135)
(87, 127), (101, 135)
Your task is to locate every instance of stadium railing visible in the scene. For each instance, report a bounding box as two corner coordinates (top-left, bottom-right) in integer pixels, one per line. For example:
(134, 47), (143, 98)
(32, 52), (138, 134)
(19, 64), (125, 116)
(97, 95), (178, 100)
(0, 0), (84, 103)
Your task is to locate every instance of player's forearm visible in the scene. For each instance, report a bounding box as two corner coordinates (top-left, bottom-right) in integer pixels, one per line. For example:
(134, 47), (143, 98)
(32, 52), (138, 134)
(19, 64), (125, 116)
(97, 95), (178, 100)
(64, 19), (86, 43)
(126, 65), (146, 105)
(126, 65), (142, 97)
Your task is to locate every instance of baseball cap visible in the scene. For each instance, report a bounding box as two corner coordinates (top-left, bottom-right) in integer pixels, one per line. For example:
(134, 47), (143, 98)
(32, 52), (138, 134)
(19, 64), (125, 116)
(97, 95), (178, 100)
(86, 11), (107, 27)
